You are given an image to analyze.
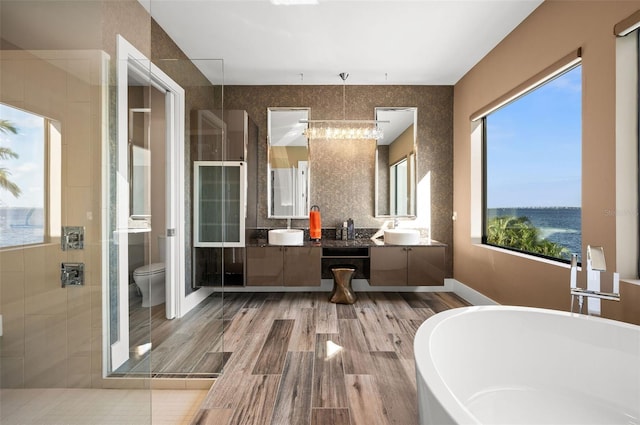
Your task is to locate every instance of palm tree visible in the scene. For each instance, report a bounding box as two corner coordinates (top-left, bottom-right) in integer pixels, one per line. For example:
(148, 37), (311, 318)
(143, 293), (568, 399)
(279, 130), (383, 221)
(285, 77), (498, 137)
(0, 119), (21, 197)
(487, 215), (569, 260)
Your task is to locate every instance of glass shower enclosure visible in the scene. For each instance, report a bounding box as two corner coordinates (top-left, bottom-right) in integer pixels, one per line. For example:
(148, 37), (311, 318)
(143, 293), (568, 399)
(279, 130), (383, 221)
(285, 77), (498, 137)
(0, 0), (227, 423)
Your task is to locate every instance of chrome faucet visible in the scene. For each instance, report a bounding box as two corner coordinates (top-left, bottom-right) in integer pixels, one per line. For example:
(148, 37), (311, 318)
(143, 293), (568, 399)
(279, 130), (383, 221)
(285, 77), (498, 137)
(570, 245), (620, 315)
(393, 218), (399, 229)
(286, 218), (291, 229)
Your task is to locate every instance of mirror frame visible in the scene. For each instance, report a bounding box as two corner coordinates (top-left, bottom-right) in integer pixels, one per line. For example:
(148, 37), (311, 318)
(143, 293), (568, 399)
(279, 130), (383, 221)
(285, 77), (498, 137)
(374, 107), (418, 218)
(267, 107), (311, 219)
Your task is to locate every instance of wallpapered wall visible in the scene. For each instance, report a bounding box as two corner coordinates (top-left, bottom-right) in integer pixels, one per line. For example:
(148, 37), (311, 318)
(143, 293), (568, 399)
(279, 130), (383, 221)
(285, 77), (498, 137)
(224, 85), (454, 275)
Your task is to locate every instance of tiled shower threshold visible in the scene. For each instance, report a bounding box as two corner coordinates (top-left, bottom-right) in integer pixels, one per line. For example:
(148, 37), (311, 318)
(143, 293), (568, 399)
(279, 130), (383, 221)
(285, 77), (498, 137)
(0, 388), (207, 425)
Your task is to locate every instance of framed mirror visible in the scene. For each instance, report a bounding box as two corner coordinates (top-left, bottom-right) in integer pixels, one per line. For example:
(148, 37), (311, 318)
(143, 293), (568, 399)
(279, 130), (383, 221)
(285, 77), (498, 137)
(267, 107), (310, 218)
(375, 107), (418, 217)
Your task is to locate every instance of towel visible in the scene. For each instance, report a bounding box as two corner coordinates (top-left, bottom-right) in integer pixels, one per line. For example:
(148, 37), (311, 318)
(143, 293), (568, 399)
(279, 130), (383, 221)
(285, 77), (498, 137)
(309, 209), (321, 240)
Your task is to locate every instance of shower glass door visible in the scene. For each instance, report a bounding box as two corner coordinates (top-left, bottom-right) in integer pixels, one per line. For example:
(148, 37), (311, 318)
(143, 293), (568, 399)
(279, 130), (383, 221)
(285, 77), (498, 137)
(0, 0), (152, 423)
(107, 51), (226, 379)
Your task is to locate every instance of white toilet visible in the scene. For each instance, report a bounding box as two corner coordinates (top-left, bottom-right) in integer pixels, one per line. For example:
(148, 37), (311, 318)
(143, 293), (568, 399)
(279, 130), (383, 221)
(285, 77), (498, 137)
(133, 236), (166, 307)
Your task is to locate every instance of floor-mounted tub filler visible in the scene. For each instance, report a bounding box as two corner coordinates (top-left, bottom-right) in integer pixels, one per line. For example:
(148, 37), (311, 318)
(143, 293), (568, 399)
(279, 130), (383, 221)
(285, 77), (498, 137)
(414, 306), (640, 425)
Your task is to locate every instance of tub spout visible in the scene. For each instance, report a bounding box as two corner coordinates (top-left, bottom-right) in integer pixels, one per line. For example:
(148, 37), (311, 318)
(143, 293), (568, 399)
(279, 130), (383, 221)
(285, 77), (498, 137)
(569, 253), (578, 290)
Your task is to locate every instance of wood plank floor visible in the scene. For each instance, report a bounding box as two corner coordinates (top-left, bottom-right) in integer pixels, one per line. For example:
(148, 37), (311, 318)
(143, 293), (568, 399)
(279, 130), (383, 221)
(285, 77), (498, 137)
(113, 292), (225, 377)
(191, 291), (469, 425)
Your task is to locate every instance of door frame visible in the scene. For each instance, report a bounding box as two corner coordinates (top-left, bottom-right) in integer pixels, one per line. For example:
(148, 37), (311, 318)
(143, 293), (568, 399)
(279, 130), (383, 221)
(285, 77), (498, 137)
(108, 35), (187, 372)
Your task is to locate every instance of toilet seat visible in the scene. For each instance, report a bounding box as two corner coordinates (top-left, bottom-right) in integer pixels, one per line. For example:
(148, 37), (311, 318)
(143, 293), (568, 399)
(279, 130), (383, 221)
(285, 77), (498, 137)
(133, 262), (165, 277)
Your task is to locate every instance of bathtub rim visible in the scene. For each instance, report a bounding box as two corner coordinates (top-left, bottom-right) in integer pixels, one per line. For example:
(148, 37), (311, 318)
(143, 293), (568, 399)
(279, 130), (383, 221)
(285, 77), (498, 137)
(413, 305), (640, 425)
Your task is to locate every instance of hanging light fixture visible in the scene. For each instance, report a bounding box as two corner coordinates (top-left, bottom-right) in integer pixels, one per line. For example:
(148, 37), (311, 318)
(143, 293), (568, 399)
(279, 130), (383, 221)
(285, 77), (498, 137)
(302, 73), (386, 140)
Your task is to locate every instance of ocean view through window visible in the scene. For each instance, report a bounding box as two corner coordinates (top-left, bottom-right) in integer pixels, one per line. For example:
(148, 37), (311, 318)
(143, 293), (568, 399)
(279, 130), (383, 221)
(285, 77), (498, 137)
(483, 65), (582, 262)
(0, 104), (48, 249)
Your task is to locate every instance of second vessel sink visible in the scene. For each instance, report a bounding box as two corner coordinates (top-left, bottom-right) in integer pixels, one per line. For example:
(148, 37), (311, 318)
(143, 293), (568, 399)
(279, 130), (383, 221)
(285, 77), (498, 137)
(384, 228), (421, 245)
(268, 229), (304, 246)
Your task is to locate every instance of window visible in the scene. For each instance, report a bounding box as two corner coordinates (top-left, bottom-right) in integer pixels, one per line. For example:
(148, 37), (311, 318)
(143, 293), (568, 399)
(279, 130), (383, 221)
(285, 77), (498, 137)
(482, 65), (582, 262)
(0, 103), (60, 249)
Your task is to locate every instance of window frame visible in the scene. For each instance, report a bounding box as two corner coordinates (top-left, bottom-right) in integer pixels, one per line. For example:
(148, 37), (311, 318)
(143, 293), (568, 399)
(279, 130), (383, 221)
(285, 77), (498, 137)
(0, 103), (60, 250)
(475, 54), (583, 264)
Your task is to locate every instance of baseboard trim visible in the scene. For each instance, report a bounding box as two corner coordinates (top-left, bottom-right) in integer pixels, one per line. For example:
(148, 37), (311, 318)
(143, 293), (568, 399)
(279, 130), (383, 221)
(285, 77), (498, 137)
(212, 278), (497, 306)
(448, 278), (498, 306)
(215, 279), (455, 293)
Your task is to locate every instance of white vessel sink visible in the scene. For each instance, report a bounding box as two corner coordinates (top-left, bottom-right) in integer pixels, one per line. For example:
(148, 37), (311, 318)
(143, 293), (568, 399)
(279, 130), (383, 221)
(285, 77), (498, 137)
(268, 228), (304, 246)
(384, 228), (421, 245)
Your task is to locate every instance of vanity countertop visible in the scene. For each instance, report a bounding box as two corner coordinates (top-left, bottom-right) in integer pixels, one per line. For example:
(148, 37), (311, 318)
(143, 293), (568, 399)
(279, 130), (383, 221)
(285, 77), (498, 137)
(246, 238), (446, 248)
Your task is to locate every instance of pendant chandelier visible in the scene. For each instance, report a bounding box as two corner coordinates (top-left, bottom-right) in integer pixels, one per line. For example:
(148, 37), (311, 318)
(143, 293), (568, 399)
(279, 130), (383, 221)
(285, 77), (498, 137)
(302, 73), (386, 140)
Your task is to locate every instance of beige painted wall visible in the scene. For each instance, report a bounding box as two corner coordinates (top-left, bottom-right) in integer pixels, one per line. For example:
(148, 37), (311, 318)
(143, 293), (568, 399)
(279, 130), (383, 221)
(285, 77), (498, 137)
(270, 146), (308, 169)
(453, 0), (640, 324)
(149, 86), (167, 264)
(389, 124), (415, 165)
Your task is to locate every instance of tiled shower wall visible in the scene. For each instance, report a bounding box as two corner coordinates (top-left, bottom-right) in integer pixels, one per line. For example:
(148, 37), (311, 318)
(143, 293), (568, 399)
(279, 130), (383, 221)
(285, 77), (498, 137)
(0, 50), (106, 388)
(0, 0), (224, 388)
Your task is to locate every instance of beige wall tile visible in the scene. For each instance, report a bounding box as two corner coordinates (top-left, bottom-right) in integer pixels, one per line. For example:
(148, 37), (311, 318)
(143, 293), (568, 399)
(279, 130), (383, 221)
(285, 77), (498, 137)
(23, 245), (47, 296)
(64, 186), (92, 227)
(91, 372), (104, 389)
(67, 286), (91, 358)
(67, 60), (92, 102)
(66, 102), (92, 148)
(1, 270), (25, 306)
(45, 244), (64, 285)
(0, 59), (25, 103)
(1, 49), (108, 389)
(89, 245), (102, 287)
(24, 59), (67, 121)
(67, 356), (91, 388)
(1, 290), (25, 358)
(1, 357), (25, 388)
(24, 314), (68, 387)
(90, 326), (103, 377)
(90, 286), (102, 327)
(83, 213), (100, 245)
(0, 248), (24, 273)
(66, 144), (92, 188)
(25, 286), (67, 316)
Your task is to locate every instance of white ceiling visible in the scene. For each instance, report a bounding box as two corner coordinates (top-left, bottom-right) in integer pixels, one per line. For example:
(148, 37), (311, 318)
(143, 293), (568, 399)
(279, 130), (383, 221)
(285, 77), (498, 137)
(140, 0), (543, 86)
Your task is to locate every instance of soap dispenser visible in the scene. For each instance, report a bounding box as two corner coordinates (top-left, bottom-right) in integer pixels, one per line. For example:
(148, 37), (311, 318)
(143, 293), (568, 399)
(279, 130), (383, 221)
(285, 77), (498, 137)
(310, 205), (321, 241)
(347, 218), (355, 240)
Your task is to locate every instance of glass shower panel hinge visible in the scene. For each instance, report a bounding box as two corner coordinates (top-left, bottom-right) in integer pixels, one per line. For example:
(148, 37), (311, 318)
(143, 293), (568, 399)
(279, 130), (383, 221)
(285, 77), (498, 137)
(62, 226), (84, 250)
(61, 262), (84, 287)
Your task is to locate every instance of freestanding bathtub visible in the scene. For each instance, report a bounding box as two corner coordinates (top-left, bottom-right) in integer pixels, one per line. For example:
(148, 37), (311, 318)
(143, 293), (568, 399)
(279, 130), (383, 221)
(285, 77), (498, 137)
(414, 306), (640, 425)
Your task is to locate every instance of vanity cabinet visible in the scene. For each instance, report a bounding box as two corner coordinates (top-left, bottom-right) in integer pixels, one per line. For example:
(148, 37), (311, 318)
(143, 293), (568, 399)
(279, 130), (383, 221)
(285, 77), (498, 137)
(369, 246), (445, 286)
(245, 246), (282, 285)
(246, 246), (321, 286)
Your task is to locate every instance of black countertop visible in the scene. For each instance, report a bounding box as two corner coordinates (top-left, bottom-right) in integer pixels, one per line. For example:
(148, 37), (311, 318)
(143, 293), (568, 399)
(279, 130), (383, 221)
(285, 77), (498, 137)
(246, 237), (446, 248)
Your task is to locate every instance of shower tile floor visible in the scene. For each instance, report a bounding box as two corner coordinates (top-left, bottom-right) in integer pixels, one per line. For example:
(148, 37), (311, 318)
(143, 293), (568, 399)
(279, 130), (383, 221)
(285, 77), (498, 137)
(0, 388), (206, 425)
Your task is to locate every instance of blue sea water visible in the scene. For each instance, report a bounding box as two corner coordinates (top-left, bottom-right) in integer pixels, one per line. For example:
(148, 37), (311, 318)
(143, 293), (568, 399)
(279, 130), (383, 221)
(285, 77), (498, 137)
(0, 207), (45, 248)
(487, 207), (582, 257)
